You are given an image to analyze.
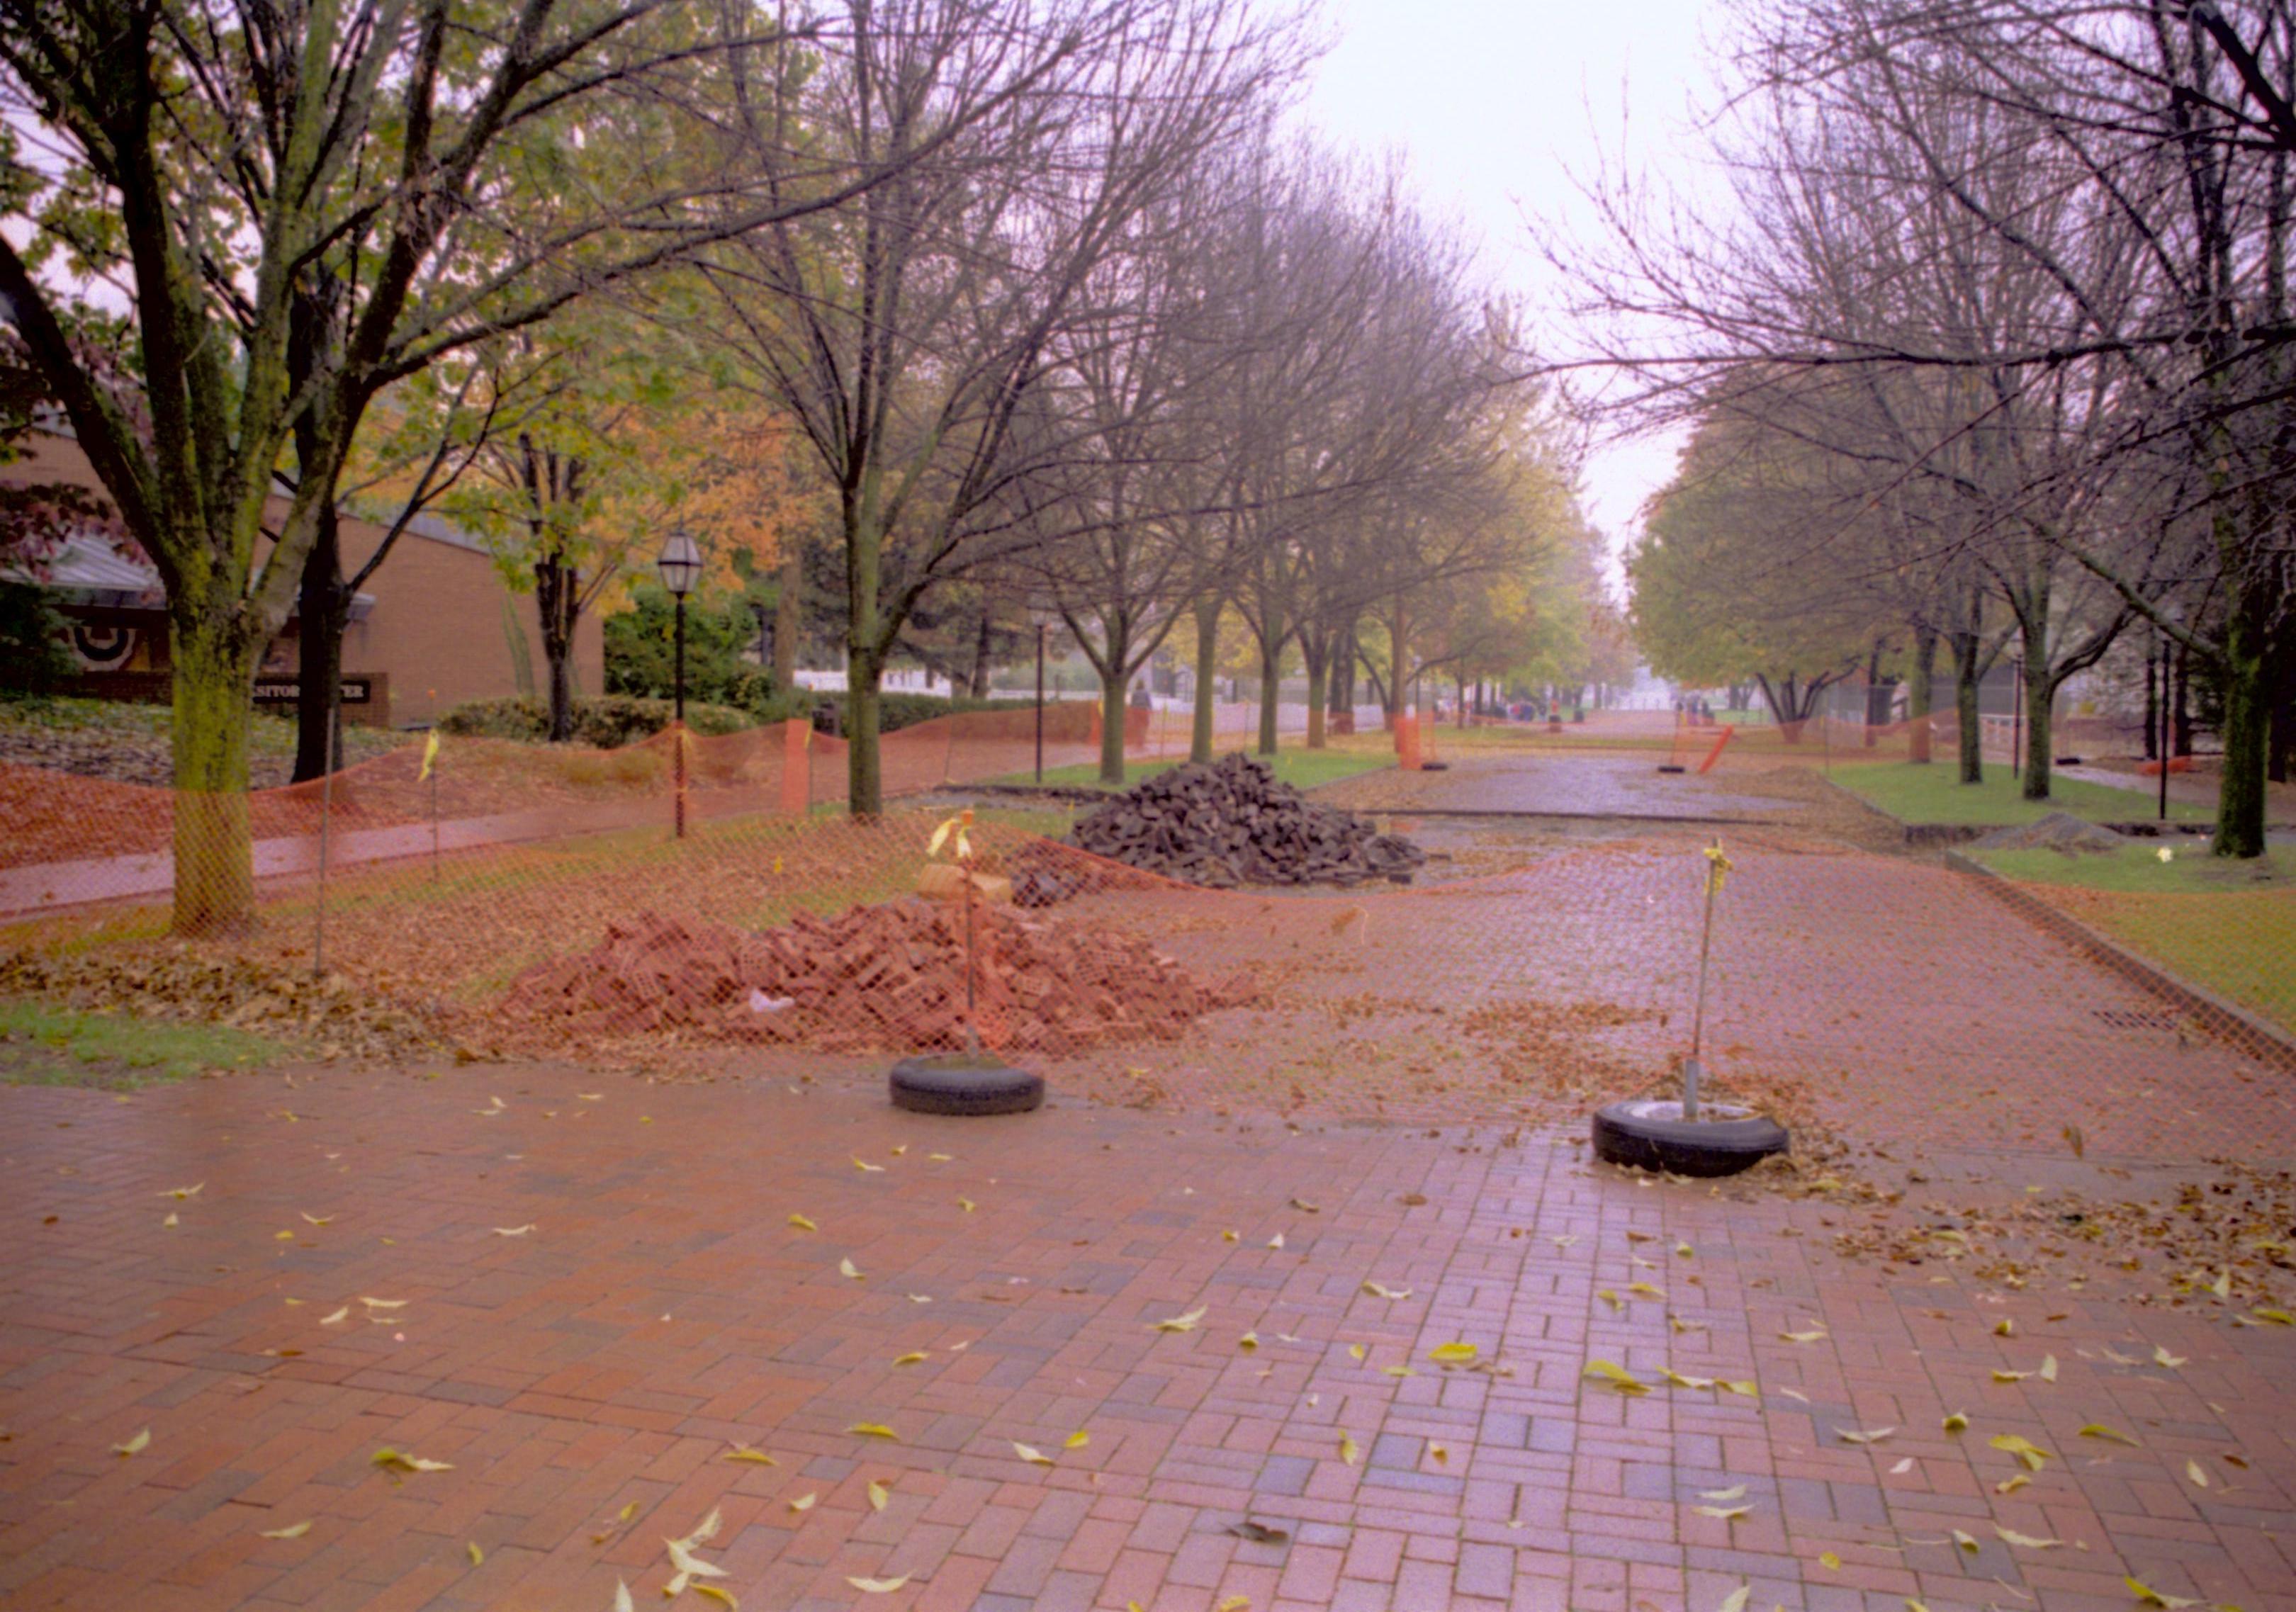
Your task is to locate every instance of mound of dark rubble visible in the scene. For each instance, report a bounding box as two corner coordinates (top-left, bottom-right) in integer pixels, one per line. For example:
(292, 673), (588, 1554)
(1065, 754), (1426, 889)
(1972, 811), (2126, 855)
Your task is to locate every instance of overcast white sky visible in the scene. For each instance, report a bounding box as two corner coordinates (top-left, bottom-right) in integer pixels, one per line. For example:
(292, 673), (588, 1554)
(1299, 0), (1725, 585)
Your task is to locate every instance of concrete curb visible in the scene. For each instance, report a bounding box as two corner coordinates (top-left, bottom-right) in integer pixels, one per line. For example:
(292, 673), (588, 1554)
(1944, 848), (2296, 1072)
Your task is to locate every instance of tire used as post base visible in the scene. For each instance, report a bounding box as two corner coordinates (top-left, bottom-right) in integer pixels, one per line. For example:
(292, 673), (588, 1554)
(889, 1054), (1044, 1117)
(1591, 1098), (1787, 1178)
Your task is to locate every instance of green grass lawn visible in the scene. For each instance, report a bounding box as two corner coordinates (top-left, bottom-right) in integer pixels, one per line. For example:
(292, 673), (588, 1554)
(991, 747), (1392, 793)
(1969, 844), (2296, 1031)
(0, 998), (283, 1088)
(1828, 759), (2211, 827)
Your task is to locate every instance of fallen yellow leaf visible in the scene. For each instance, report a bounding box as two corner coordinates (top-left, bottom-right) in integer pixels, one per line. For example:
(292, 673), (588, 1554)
(113, 1428), (151, 1458)
(259, 1519), (313, 1540)
(1952, 1528), (1979, 1554)
(892, 1351), (927, 1367)
(2153, 1345), (2187, 1368)
(1781, 1329), (1825, 1343)
(788, 1493), (816, 1512)
(2080, 1424), (2140, 1447)
(1014, 1443), (1054, 1466)
(1718, 1586), (1751, 1612)
(1942, 1411), (1969, 1432)
(847, 1424), (900, 1441)
(847, 1576), (911, 1594)
(1989, 1433), (2053, 1470)
(2039, 1353), (2059, 1382)
(1836, 1426), (1896, 1445)
(372, 1448), (451, 1473)
(1361, 1281), (1412, 1300)
(2127, 1577), (2200, 1609)
(1818, 1552), (1841, 1570)
(1429, 1342), (1478, 1364)
(724, 1446), (777, 1465)
(1998, 1527), (2060, 1549)
(1699, 1484), (1745, 1501)
(1582, 1359), (1650, 1394)
(787, 1213), (818, 1231)
(1698, 1505), (1752, 1521)
(490, 1224), (535, 1237)
(840, 1258), (865, 1280)
(694, 1587), (738, 1610)
(1339, 1431), (1361, 1465)
(466, 1541), (483, 1566)
(2185, 1458), (2210, 1488)
(1065, 1429), (1090, 1448)
(868, 1479), (890, 1510)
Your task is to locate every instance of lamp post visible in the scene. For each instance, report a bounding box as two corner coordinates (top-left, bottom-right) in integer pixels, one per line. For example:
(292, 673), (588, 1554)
(656, 529), (702, 838)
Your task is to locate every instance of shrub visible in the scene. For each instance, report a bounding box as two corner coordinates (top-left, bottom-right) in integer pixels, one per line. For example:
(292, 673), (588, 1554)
(0, 582), (77, 698)
(436, 694), (761, 748)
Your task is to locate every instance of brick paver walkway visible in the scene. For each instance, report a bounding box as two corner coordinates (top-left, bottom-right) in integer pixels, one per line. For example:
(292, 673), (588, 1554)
(4, 1066), (2291, 1612)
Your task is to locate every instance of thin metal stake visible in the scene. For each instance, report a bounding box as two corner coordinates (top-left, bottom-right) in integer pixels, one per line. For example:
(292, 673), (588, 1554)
(313, 707), (336, 979)
(1685, 837), (1724, 1121)
(962, 857), (981, 1056)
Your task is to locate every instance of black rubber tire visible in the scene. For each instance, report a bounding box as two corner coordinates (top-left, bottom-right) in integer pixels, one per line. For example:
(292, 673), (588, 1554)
(889, 1055), (1045, 1117)
(1591, 1098), (1788, 1177)
(1656, 764), (1687, 774)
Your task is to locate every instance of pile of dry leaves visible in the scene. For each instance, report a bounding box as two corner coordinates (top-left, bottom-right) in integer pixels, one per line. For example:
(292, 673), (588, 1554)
(0, 946), (472, 1066)
(1825, 1162), (2296, 1312)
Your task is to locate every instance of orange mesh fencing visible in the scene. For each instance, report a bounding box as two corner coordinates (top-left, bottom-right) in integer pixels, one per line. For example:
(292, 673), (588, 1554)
(5, 702), (2292, 1173)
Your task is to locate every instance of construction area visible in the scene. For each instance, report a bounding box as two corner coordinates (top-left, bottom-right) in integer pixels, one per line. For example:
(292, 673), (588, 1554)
(1, 711), (2293, 1612)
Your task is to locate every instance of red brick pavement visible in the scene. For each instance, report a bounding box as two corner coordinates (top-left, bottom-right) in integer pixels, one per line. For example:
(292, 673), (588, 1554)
(2, 1067), (2291, 1612)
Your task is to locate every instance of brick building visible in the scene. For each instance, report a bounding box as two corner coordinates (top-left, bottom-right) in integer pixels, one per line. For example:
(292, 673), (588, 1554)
(4, 432), (602, 728)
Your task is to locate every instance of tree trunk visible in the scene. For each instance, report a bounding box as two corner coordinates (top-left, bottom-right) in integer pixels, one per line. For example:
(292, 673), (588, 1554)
(848, 643), (884, 816)
(292, 502), (347, 782)
(1332, 618), (1356, 720)
(1907, 625), (1937, 763)
(1097, 633), (1130, 787)
(2020, 663), (2054, 801)
(2216, 594), (2271, 858)
(2144, 641), (2161, 762)
(2268, 641), (2296, 784)
(775, 546), (801, 691)
(170, 607), (260, 937)
(1302, 634), (1329, 750)
(1191, 592), (1220, 765)
(2173, 644), (2194, 757)
(1953, 628), (1983, 784)
(1256, 632), (1282, 757)
(968, 604), (994, 700)
(535, 552), (580, 743)
(289, 288), (347, 784)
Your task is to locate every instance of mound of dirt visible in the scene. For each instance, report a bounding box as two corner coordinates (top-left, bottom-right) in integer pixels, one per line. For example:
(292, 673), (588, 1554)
(1066, 754), (1426, 888)
(1971, 811), (2126, 855)
(502, 903), (1258, 1054)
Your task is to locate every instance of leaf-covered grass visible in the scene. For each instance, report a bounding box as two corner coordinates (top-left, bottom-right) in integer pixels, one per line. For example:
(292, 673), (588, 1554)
(1970, 842), (2278, 894)
(992, 747), (1392, 793)
(0, 998), (283, 1087)
(1971, 845), (2296, 1032)
(0, 694), (408, 788)
(1827, 759), (2210, 826)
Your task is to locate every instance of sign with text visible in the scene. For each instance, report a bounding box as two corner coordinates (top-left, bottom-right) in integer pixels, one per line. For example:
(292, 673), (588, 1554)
(253, 676), (375, 705)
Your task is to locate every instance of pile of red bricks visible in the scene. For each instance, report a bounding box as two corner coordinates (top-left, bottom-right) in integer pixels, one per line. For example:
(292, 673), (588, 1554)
(503, 903), (1257, 1053)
